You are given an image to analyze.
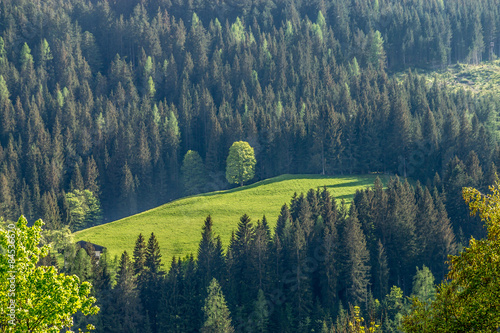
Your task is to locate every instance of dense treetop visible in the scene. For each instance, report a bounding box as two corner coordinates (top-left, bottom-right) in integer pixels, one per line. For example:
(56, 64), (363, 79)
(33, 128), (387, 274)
(0, 0), (498, 231)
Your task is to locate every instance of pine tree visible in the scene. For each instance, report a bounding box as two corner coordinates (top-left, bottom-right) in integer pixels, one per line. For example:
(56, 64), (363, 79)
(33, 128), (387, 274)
(228, 214), (256, 313)
(112, 251), (144, 332)
(40, 191), (62, 230)
(70, 246), (93, 281)
(85, 156), (100, 196)
(253, 289), (269, 333)
(201, 278), (235, 333)
(373, 240), (389, 301)
(120, 162), (138, 217)
(197, 215), (226, 294)
(133, 233), (146, 276)
(410, 265), (436, 305)
(252, 218), (271, 291)
(465, 150), (483, 187)
(340, 204), (371, 306)
(139, 233), (163, 333)
(319, 187), (339, 311)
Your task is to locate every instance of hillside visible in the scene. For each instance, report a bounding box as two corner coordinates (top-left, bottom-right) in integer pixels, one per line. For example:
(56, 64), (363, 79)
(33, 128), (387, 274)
(397, 60), (500, 96)
(74, 174), (385, 261)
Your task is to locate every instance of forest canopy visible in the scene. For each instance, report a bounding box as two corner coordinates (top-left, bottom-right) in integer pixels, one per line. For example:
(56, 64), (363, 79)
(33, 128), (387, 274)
(0, 0), (499, 331)
(0, 0), (499, 227)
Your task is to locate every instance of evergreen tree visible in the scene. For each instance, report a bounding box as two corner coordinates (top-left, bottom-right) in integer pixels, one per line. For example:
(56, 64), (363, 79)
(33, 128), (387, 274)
(133, 233), (146, 276)
(197, 215), (226, 294)
(252, 218), (271, 291)
(373, 240), (389, 300)
(70, 246), (93, 281)
(228, 214), (256, 313)
(201, 278), (235, 333)
(340, 204), (371, 306)
(410, 265), (436, 305)
(139, 232), (163, 333)
(105, 251), (144, 332)
(252, 289), (269, 333)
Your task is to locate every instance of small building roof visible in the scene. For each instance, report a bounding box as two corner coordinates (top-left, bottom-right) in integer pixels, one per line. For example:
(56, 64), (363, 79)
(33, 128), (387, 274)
(76, 240), (107, 252)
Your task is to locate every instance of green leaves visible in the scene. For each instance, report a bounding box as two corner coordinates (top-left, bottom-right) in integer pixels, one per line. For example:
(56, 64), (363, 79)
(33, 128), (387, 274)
(65, 190), (102, 231)
(181, 150), (208, 195)
(225, 141), (256, 186)
(402, 182), (500, 332)
(0, 216), (99, 332)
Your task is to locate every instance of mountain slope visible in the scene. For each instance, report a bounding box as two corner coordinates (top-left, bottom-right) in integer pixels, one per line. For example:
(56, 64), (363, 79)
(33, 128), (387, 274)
(74, 174), (386, 261)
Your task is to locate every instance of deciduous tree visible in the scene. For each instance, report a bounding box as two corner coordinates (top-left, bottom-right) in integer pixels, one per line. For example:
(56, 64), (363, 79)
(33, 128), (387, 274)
(0, 216), (99, 331)
(226, 141), (256, 186)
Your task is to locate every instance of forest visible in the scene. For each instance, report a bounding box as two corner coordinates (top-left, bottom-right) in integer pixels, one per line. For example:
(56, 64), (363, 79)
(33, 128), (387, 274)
(0, 0), (500, 331)
(59, 177), (458, 332)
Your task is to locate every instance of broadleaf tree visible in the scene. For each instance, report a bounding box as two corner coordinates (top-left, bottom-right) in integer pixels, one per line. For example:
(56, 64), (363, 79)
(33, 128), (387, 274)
(225, 141), (256, 186)
(0, 216), (99, 332)
(402, 181), (500, 332)
(181, 150), (208, 195)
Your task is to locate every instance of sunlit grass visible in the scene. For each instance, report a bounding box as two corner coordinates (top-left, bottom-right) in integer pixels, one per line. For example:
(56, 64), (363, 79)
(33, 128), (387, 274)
(74, 174), (387, 262)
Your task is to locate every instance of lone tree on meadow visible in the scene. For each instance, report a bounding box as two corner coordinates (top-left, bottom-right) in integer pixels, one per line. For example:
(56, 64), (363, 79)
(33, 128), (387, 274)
(225, 141), (256, 187)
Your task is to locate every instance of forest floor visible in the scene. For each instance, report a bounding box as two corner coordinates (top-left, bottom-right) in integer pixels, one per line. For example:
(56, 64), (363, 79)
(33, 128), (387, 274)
(74, 174), (388, 265)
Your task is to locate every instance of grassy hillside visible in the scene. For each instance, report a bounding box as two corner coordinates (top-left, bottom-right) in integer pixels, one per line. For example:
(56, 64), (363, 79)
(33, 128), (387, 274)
(397, 60), (500, 95)
(75, 174), (386, 262)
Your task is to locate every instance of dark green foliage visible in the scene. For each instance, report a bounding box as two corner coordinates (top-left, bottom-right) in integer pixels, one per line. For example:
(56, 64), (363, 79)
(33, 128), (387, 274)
(197, 215), (226, 294)
(181, 150), (208, 195)
(139, 233), (164, 333)
(103, 251), (145, 332)
(1, 0), (499, 330)
(339, 204), (371, 306)
(0, 0), (497, 226)
(227, 214), (256, 314)
(133, 233), (146, 276)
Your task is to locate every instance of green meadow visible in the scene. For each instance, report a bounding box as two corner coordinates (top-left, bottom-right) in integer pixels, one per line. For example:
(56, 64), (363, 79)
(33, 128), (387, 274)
(74, 174), (386, 262)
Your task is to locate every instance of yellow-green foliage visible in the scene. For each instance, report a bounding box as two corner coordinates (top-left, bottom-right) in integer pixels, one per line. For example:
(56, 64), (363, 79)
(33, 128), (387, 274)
(348, 306), (380, 333)
(225, 141), (256, 186)
(402, 181), (500, 332)
(231, 17), (245, 44)
(397, 60), (500, 96)
(0, 217), (98, 332)
(75, 174), (386, 264)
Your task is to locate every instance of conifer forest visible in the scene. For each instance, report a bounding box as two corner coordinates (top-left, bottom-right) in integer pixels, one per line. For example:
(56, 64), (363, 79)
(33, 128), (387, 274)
(1, 0), (500, 332)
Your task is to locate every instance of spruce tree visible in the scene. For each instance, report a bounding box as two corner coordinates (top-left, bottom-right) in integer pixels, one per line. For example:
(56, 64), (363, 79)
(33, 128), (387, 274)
(201, 278), (235, 333)
(133, 233), (146, 276)
(410, 265), (436, 304)
(252, 219), (271, 291)
(253, 289), (269, 333)
(70, 246), (93, 281)
(340, 204), (371, 306)
(228, 214), (256, 313)
(104, 251), (144, 332)
(139, 232), (163, 333)
(197, 215), (226, 294)
(373, 240), (389, 300)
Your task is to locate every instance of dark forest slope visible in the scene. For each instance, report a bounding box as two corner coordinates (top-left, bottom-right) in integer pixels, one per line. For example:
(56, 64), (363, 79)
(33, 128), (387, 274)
(0, 0), (498, 238)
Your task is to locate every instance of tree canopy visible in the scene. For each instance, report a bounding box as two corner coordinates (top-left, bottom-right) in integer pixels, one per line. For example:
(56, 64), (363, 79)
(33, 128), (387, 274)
(402, 182), (500, 332)
(0, 216), (99, 332)
(226, 141), (256, 186)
